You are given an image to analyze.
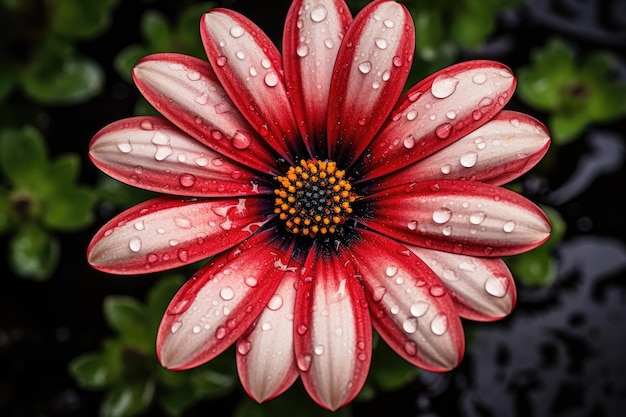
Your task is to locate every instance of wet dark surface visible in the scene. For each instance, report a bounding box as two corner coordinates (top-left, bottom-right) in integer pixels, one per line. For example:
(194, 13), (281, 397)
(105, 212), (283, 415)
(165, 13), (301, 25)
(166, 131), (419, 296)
(1, 0), (625, 416)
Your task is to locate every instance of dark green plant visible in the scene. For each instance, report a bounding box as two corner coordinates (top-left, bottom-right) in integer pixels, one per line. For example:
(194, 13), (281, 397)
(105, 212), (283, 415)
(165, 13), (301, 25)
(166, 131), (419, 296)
(69, 275), (237, 417)
(517, 38), (626, 144)
(0, 126), (97, 279)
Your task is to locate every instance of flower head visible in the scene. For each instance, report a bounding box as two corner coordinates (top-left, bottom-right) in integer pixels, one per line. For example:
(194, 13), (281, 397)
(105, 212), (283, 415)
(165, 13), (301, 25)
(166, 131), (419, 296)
(87, 0), (551, 410)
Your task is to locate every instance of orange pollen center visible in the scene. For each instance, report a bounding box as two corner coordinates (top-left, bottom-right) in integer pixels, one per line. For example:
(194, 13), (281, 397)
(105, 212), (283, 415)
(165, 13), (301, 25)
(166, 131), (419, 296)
(274, 159), (358, 238)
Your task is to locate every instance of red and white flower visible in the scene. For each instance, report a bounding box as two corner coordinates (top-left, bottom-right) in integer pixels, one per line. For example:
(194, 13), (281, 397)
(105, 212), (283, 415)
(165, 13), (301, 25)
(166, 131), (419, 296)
(87, 0), (551, 410)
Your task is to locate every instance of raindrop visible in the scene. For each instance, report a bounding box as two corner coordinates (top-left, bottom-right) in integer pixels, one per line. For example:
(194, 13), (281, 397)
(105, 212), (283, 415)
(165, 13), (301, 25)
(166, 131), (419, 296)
(216, 56), (227, 67)
(460, 152), (478, 168)
(261, 58), (271, 69)
(297, 324), (308, 335)
(469, 212), (486, 225)
(410, 301), (429, 317)
(392, 56), (403, 67)
(178, 249), (189, 262)
(485, 276), (508, 297)
(431, 76), (459, 99)
(232, 131), (252, 149)
(170, 321), (182, 333)
(404, 340), (417, 356)
(134, 221), (145, 231)
(179, 173), (196, 188)
(187, 71), (201, 81)
(474, 136), (487, 149)
(432, 208), (452, 224)
(441, 164), (452, 175)
(220, 286), (235, 301)
(230, 25), (245, 38)
(140, 119), (154, 130)
(472, 73), (487, 84)
(435, 123), (452, 139)
(472, 110), (483, 121)
(442, 225), (452, 236)
(402, 317), (418, 334)
(297, 354), (312, 371)
(117, 142), (132, 153)
(296, 44), (309, 57)
(192, 325), (202, 334)
(147, 253), (159, 263)
(267, 294), (283, 310)
(314, 345), (325, 355)
(215, 326), (227, 340)
(429, 286), (446, 297)
(407, 220), (418, 230)
(406, 110), (418, 120)
(174, 216), (192, 229)
(264, 72), (279, 87)
(244, 276), (258, 287)
(403, 137), (415, 149)
(385, 265), (398, 277)
(446, 110), (457, 120)
(358, 61), (372, 74)
(261, 322), (272, 331)
(372, 286), (386, 301)
(129, 237), (142, 252)
(503, 220), (515, 233)
(430, 314), (448, 335)
(323, 38), (334, 49)
(169, 239), (179, 247)
(237, 340), (252, 355)
(310, 4), (328, 22)
(383, 19), (395, 28)
(236, 50), (246, 60)
(375, 38), (388, 49)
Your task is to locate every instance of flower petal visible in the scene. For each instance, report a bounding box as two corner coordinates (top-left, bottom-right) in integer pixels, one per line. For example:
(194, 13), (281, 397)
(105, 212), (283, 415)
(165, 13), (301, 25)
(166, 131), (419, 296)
(327, 0), (414, 164)
(356, 60), (517, 181)
(367, 111), (551, 192)
(360, 180), (551, 257)
(157, 228), (291, 370)
(283, 0), (352, 157)
(237, 263), (299, 403)
(344, 230), (464, 371)
(133, 53), (278, 174)
(408, 246), (516, 321)
(87, 196), (271, 274)
(294, 245), (372, 410)
(201, 9), (302, 163)
(90, 116), (272, 197)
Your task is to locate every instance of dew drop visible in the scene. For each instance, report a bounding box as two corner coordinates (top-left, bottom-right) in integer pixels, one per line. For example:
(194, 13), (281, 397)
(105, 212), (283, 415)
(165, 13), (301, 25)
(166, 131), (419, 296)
(310, 4), (328, 22)
(267, 294), (283, 310)
(174, 216), (192, 229)
(264, 72), (279, 87)
(358, 61), (372, 74)
(446, 110), (457, 120)
(147, 253), (159, 263)
(297, 354), (312, 371)
(429, 285), (446, 297)
(244, 276), (258, 287)
(431, 75), (459, 99)
(435, 123), (452, 139)
(179, 173), (196, 188)
(261, 58), (271, 69)
(296, 44), (309, 57)
(402, 317), (418, 334)
(314, 345), (325, 355)
(215, 326), (227, 340)
(177, 249), (189, 262)
(385, 265), (398, 277)
(323, 38), (334, 49)
(297, 324), (308, 335)
(216, 56), (227, 67)
(374, 38), (388, 49)
(485, 276), (508, 297)
(261, 321), (273, 331)
(430, 314), (448, 335)
(404, 340), (417, 356)
(432, 208), (452, 224)
(383, 19), (395, 28)
(406, 110), (418, 120)
(129, 237), (142, 252)
(403, 137), (415, 149)
(442, 225), (452, 236)
(441, 164), (452, 175)
(372, 286), (386, 301)
(117, 142), (132, 153)
(139, 119), (154, 130)
(134, 221), (145, 231)
(392, 56), (403, 67)
(410, 301), (429, 317)
(235, 50), (246, 60)
(472, 72), (487, 84)
(232, 131), (252, 149)
(220, 286), (235, 301)
(460, 151), (478, 168)
(230, 25), (244, 38)
(192, 325), (202, 334)
(407, 220), (418, 230)
(170, 320), (182, 334)
(469, 212), (486, 225)
(503, 220), (516, 233)
(237, 340), (252, 355)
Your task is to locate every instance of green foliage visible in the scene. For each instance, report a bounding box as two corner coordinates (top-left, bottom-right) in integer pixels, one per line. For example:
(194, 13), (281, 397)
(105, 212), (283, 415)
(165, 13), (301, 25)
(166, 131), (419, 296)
(69, 275), (237, 417)
(0, 126), (97, 280)
(114, 3), (215, 83)
(507, 205), (566, 287)
(0, 0), (118, 105)
(517, 38), (626, 144)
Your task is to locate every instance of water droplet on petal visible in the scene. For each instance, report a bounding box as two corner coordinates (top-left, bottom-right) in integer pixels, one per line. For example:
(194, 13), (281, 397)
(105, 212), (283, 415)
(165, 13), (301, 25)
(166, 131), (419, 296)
(179, 173), (196, 188)
(310, 4), (328, 22)
(372, 286), (386, 301)
(117, 142), (132, 153)
(410, 301), (429, 317)
(216, 56), (227, 67)
(230, 25), (245, 38)
(140, 119), (154, 130)
(296, 44), (309, 57)
(432, 208), (452, 224)
(220, 286), (235, 301)
(435, 123), (452, 139)
(430, 314), (448, 335)
(170, 320), (182, 333)
(237, 340), (252, 355)
(407, 220), (418, 230)
(215, 326), (227, 339)
(385, 266), (398, 277)
(403, 137), (415, 149)
(244, 276), (258, 287)
(267, 294), (283, 311)
(375, 38), (388, 49)
(264, 72), (279, 87)
(472, 73), (487, 84)
(314, 345), (325, 355)
(431, 75), (459, 99)
(129, 237), (142, 252)
(404, 340), (417, 356)
(503, 220), (516, 233)
(402, 317), (418, 334)
(485, 276), (509, 297)
(460, 152), (478, 168)
(232, 131), (252, 149)
(297, 354), (312, 371)
(297, 324), (308, 335)
(441, 164), (452, 175)
(429, 285), (446, 297)
(358, 61), (372, 74)
(469, 212), (486, 225)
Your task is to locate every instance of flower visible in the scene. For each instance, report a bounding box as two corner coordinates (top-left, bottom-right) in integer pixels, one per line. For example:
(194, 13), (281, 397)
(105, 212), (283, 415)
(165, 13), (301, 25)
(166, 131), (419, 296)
(87, 0), (551, 410)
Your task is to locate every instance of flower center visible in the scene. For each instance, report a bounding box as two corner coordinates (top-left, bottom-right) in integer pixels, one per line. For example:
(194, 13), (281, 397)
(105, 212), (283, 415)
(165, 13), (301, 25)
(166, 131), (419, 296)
(274, 159), (357, 238)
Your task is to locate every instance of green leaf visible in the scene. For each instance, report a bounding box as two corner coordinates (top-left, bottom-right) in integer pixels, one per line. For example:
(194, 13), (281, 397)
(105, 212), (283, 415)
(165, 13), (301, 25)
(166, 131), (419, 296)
(0, 67), (17, 101)
(0, 126), (47, 187)
(8, 222), (60, 280)
(0, 191), (11, 233)
(103, 296), (152, 352)
(100, 380), (156, 417)
(368, 339), (419, 392)
(22, 39), (104, 105)
(42, 186), (97, 231)
(69, 352), (116, 389)
(50, 0), (119, 39)
(141, 10), (171, 47)
(145, 275), (185, 330)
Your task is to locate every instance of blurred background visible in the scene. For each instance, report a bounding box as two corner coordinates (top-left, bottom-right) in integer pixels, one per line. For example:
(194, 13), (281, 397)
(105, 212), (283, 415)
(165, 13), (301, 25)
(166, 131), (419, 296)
(1, 0), (625, 416)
